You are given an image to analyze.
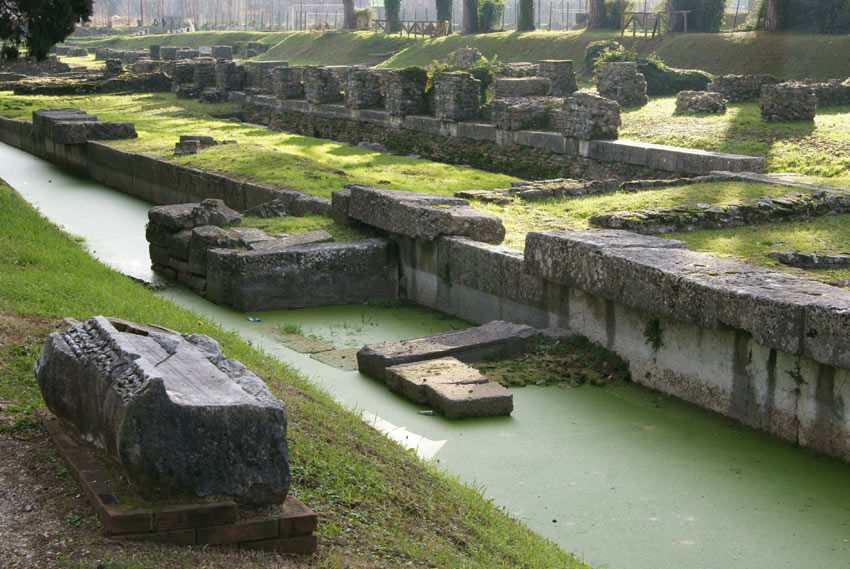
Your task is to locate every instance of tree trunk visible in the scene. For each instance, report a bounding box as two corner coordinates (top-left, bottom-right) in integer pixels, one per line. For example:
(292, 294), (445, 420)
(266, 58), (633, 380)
(586, 0), (601, 29)
(342, 0), (356, 29)
(517, 0), (535, 30)
(765, 0), (778, 30)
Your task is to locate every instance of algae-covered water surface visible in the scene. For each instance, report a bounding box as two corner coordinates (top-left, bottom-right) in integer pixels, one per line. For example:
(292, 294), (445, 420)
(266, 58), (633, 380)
(3, 140), (850, 569)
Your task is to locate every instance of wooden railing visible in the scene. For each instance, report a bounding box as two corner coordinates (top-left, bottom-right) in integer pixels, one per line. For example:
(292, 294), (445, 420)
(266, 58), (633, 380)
(373, 19), (450, 37)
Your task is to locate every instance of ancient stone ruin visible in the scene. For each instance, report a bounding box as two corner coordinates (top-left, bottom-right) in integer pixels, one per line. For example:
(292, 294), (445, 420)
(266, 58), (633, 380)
(707, 74), (782, 103)
(35, 316), (291, 504)
(434, 72), (482, 121)
(596, 62), (647, 107)
(759, 82), (818, 122)
(32, 108), (137, 144)
(675, 90), (727, 114)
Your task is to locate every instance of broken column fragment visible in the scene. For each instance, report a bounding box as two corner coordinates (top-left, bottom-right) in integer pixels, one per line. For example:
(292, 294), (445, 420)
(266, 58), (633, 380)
(34, 316), (290, 504)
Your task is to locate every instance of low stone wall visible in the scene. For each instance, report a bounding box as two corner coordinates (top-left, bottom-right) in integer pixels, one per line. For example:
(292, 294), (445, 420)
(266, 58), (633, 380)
(538, 60), (577, 97)
(0, 114), (331, 215)
(596, 62), (647, 108)
(344, 67), (383, 109)
(494, 77), (551, 98)
(675, 90), (727, 114)
(811, 78), (850, 107)
(589, 184), (850, 234)
(434, 72), (481, 122)
(303, 66), (343, 105)
(708, 74), (782, 103)
(759, 82), (818, 122)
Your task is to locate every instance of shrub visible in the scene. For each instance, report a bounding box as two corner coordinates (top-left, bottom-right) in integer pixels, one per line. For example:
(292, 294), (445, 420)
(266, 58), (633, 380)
(756, 0), (850, 33)
(595, 45), (713, 95)
(668, 0), (726, 32)
(399, 65), (429, 91)
(583, 39), (621, 73)
(385, 0), (401, 32)
(601, 0), (632, 28)
(354, 8), (373, 29)
(478, 0), (505, 32)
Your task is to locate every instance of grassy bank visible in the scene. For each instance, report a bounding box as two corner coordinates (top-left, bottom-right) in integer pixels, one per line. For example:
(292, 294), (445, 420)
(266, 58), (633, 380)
(0, 180), (585, 568)
(0, 91), (515, 199)
(68, 29), (850, 80)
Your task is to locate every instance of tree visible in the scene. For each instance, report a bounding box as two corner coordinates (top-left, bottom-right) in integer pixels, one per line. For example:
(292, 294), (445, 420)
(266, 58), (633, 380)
(1, 0), (93, 60)
(764, 0), (778, 29)
(463, 0), (480, 32)
(436, 0), (452, 24)
(384, 0), (401, 31)
(586, 0), (601, 28)
(517, 0), (534, 30)
(342, 0), (355, 29)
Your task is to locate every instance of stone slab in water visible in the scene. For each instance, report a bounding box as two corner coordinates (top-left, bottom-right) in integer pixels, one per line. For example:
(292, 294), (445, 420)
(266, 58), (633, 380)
(345, 184), (505, 244)
(384, 356), (488, 405)
(429, 381), (513, 419)
(310, 348), (360, 371)
(357, 320), (536, 381)
(34, 316), (290, 504)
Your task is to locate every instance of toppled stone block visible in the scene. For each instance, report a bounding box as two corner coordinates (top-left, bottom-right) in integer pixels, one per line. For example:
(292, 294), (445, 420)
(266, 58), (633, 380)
(149, 199), (241, 231)
(384, 357), (512, 418)
(180, 134), (215, 148)
(596, 62), (647, 108)
(357, 321), (536, 381)
(174, 140), (200, 155)
(34, 316), (290, 504)
(675, 90), (727, 114)
(345, 185), (505, 243)
(494, 77), (551, 97)
(759, 82), (817, 122)
(244, 198), (289, 218)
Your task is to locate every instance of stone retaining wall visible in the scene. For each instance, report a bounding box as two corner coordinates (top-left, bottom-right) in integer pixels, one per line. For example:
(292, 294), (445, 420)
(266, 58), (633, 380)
(0, 114), (331, 215)
(708, 74), (782, 103)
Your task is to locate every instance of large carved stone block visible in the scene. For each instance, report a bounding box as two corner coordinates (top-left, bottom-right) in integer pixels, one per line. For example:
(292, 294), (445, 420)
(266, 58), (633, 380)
(35, 316), (290, 504)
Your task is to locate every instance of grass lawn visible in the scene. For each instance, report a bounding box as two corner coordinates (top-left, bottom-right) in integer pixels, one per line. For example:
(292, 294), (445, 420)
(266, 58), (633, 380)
(475, 180), (787, 250)
(619, 98), (850, 185)
(59, 54), (104, 69)
(0, 91), (516, 199)
(0, 180), (585, 568)
(665, 213), (850, 284)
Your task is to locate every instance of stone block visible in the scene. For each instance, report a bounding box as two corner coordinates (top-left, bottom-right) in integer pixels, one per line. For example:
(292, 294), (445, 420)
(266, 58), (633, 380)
(207, 238), (398, 311)
(457, 122), (497, 141)
(562, 91), (620, 140)
(494, 77), (551, 97)
(357, 321), (536, 381)
(434, 72), (481, 122)
(708, 74), (782, 103)
(384, 357), (488, 404)
(404, 115), (442, 135)
(429, 381), (513, 418)
(539, 60), (577, 96)
(346, 185), (505, 243)
(596, 62), (647, 107)
(675, 90), (727, 114)
(34, 316), (290, 504)
(760, 82), (817, 122)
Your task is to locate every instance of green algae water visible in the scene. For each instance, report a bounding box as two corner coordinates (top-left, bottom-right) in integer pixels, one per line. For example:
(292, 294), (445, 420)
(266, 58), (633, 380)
(3, 141), (850, 569)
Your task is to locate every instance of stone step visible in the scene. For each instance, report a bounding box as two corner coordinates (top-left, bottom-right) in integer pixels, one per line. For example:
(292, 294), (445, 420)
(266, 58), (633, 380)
(357, 320), (536, 381)
(384, 357), (512, 418)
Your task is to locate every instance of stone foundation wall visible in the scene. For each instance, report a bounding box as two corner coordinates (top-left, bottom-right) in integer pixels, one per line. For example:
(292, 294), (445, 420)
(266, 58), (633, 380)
(344, 67), (384, 109)
(538, 60), (577, 97)
(596, 62), (647, 108)
(303, 66), (344, 105)
(759, 82), (817, 122)
(434, 72), (481, 122)
(707, 74), (782, 103)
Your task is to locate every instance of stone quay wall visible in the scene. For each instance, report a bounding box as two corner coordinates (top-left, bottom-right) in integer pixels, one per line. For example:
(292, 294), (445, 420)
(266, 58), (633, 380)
(0, 114), (331, 215)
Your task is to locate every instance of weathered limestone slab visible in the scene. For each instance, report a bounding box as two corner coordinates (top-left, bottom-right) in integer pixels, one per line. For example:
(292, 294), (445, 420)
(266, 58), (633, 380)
(588, 139), (765, 174)
(383, 356), (487, 404)
(428, 381), (513, 418)
(523, 230), (850, 363)
(345, 185), (505, 243)
(310, 348), (360, 371)
(249, 230), (333, 250)
(34, 316), (290, 504)
(357, 321), (536, 381)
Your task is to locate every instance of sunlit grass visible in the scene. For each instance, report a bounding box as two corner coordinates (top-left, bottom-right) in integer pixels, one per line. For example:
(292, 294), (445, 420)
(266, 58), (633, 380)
(0, 91), (516, 199)
(665, 213), (850, 283)
(620, 98), (850, 179)
(477, 181), (785, 250)
(58, 54), (103, 69)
